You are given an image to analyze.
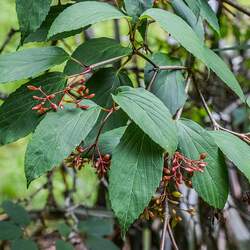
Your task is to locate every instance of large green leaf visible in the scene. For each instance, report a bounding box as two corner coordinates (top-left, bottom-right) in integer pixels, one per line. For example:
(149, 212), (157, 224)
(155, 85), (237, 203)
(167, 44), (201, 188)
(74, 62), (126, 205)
(48, 1), (127, 38)
(2, 200), (30, 226)
(141, 9), (245, 102)
(25, 101), (101, 186)
(210, 131), (250, 182)
(64, 38), (132, 75)
(171, 0), (204, 41)
(0, 73), (66, 145)
(144, 52), (187, 115)
(177, 119), (229, 208)
(0, 47), (69, 84)
(11, 239), (38, 250)
(0, 221), (22, 240)
(16, 0), (52, 42)
(112, 86), (178, 154)
(185, 0), (220, 34)
(109, 123), (164, 233)
(24, 5), (83, 43)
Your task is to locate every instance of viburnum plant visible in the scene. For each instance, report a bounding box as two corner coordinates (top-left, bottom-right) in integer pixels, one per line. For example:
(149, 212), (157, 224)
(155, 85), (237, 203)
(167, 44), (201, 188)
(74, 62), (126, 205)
(0, 0), (250, 246)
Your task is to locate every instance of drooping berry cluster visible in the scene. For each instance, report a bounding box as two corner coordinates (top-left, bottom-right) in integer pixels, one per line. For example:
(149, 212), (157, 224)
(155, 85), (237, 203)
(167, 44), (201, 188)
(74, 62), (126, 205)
(94, 154), (111, 177)
(162, 152), (207, 188)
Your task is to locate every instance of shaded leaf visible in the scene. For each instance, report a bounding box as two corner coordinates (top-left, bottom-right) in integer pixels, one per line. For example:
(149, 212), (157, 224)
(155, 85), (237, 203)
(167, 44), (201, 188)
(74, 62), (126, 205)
(2, 200), (30, 226)
(177, 119), (229, 208)
(0, 72), (67, 145)
(58, 223), (71, 238)
(55, 240), (74, 250)
(86, 235), (119, 250)
(144, 52), (187, 115)
(185, 0), (220, 33)
(48, 1), (127, 38)
(16, 0), (52, 42)
(0, 47), (69, 84)
(0, 221), (22, 240)
(64, 38), (132, 75)
(109, 123), (164, 233)
(112, 86), (178, 154)
(78, 217), (114, 236)
(24, 5), (83, 43)
(124, 0), (154, 19)
(210, 131), (250, 182)
(25, 101), (101, 186)
(11, 239), (38, 250)
(141, 9), (245, 102)
(171, 0), (204, 41)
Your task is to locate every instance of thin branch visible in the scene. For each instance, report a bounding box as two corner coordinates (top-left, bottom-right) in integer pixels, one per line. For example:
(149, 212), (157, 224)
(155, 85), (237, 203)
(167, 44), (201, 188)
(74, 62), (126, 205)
(158, 65), (188, 71)
(135, 51), (158, 68)
(167, 223), (179, 250)
(147, 69), (159, 91)
(175, 76), (191, 120)
(193, 81), (219, 130)
(222, 0), (250, 16)
(194, 81), (250, 143)
(160, 200), (169, 250)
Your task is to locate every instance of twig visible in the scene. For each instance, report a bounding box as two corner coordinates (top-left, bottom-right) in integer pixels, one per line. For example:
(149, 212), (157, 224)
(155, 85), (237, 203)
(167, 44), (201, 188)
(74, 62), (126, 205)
(167, 223), (179, 250)
(194, 81), (250, 143)
(175, 76), (191, 120)
(160, 200), (169, 250)
(135, 50), (158, 68)
(222, 0), (250, 16)
(0, 28), (18, 53)
(147, 69), (159, 91)
(158, 65), (188, 71)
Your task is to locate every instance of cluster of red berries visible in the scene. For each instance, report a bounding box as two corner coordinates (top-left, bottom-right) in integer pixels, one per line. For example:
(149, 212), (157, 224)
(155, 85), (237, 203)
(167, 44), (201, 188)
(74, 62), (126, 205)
(27, 78), (95, 114)
(94, 154), (111, 177)
(162, 152), (207, 188)
(65, 146), (89, 170)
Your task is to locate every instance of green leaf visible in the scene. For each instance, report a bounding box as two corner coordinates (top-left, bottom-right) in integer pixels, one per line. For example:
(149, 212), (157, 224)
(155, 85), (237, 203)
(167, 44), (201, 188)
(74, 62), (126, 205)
(112, 86), (178, 154)
(55, 240), (74, 250)
(247, 97), (250, 108)
(11, 239), (38, 250)
(184, 0), (220, 33)
(48, 1), (127, 38)
(177, 119), (229, 208)
(2, 200), (30, 226)
(124, 0), (154, 19)
(0, 47), (69, 84)
(141, 9), (245, 102)
(24, 5), (83, 43)
(64, 38), (132, 75)
(16, 0), (52, 43)
(58, 223), (71, 238)
(25, 101), (101, 186)
(109, 123), (164, 233)
(171, 0), (204, 41)
(93, 126), (126, 155)
(84, 68), (132, 142)
(144, 52), (187, 115)
(85, 235), (119, 250)
(210, 131), (250, 182)
(0, 221), (22, 240)
(0, 72), (67, 145)
(78, 217), (114, 236)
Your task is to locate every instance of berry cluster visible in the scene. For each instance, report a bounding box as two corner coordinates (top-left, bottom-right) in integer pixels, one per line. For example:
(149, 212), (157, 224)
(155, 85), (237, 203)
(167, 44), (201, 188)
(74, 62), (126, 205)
(27, 75), (95, 114)
(162, 152), (207, 188)
(94, 154), (111, 177)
